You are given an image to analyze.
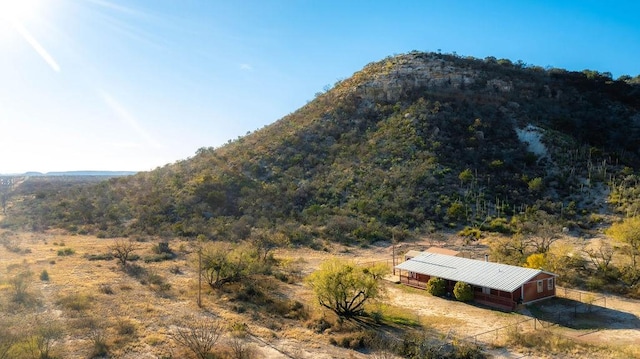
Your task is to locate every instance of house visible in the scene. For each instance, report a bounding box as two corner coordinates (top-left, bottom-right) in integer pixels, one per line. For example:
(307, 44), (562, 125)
(395, 252), (556, 311)
(404, 247), (460, 261)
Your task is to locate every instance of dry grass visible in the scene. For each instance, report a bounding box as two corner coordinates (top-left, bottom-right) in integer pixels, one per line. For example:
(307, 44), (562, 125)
(496, 325), (640, 359)
(0, 229), (637, 358)
(0, 230), (381, 358)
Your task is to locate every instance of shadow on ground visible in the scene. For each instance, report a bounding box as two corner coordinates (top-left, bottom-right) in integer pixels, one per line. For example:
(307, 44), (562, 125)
(525, 297), (640, 330)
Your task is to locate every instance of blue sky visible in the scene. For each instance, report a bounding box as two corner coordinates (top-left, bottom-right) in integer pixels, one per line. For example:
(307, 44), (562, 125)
(1, 0), (638, 173)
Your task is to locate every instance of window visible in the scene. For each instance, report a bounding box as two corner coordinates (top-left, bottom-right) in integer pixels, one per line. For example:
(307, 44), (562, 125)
(537, 280), (543, 293)
(409, 271), (417, 279)
(482, 287), (491, 294)
(547, 278), (554, 290)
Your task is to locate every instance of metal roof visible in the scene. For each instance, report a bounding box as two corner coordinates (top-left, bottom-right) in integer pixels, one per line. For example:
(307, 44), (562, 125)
(395, 252), (554, 292)
(404, 247), (460, 259)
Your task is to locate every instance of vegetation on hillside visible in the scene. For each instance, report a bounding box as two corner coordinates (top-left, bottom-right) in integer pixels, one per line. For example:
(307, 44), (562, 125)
(2, 51), (640, 249)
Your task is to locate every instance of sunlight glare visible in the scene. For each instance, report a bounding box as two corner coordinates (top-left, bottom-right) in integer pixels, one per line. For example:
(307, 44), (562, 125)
(0, 0), (42, 22)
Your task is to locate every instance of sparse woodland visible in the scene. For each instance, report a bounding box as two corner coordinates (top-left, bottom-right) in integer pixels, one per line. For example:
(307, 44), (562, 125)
(1, 51), (640, 357)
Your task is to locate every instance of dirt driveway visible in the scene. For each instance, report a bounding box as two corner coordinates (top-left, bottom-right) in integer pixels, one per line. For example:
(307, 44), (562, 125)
(314, 239), (640, 357)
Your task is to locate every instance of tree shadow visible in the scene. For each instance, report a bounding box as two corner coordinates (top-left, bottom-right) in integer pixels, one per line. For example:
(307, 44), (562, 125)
(525, 297), (640, 330)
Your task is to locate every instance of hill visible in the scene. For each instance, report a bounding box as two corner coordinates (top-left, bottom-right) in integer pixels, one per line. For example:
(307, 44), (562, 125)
(3, 51), (640, 243)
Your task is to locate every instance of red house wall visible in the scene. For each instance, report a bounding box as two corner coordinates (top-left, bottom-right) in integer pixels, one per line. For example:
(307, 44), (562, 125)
(521, 272), (556, 303)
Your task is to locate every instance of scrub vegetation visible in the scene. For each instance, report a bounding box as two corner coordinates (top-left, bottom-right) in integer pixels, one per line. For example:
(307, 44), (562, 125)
(1, 51), (640, 357)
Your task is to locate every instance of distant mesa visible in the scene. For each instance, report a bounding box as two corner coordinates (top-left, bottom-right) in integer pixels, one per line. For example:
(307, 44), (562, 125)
(1, 171), (137, 177)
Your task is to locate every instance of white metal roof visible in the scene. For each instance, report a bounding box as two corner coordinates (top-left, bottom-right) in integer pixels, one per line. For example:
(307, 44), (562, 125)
(395, 252), (554, 292)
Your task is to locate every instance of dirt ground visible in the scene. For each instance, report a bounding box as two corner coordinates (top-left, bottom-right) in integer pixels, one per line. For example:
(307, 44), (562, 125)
(0, 229), (638, 358)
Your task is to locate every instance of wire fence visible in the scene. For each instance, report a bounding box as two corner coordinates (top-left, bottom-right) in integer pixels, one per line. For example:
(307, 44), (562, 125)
(556, 286), (607, 316)
(446, 286), (609, 356)
(457, 317), (554, 347)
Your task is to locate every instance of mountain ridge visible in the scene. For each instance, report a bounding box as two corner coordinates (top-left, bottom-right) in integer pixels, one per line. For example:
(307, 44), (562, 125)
(3, 51), (640, 243)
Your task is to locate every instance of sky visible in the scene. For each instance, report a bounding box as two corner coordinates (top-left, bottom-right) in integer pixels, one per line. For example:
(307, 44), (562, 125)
(1, 0), (639, 174)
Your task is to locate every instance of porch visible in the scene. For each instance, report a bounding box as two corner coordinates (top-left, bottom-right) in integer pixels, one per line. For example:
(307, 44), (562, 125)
(399, 274), (427, 289)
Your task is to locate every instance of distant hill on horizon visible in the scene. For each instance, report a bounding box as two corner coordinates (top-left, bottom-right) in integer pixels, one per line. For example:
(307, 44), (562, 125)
(1, 171), (137, 177)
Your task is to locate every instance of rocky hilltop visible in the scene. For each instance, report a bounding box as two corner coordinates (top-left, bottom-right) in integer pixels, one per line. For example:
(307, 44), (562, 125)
(4, 52), (640, 243)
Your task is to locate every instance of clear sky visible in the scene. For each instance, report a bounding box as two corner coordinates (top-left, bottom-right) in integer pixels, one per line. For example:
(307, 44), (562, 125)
(1, 0), (638, 173)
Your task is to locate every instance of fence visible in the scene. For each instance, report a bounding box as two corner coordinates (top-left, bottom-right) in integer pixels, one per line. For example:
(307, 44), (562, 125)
(556, 286), (607, 315)
(459, 317), (554, 347)
(450, 286), (609, 354)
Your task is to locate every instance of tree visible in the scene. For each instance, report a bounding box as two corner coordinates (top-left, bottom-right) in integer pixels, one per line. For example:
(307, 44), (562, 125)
(306, 259), (387, 319)
(32, 319), (64, 359)
(545, 243), (586, 286)
(251, 229), (289, 262)
(606, 217), (640, 287)
(488, 235), (528, 265)
(513, 210), (561, 254)
(523, 253), (546, 270)
(425, 277), (446, 296)
(453, 281), (474, 302)
(584, 242), (615, 277)
(0, 321), (16, 359)
(9, 268), (33, 303)
(109, 238), (140, 267)
(200, 242), (260, 289)
(170, 316), (222, 359)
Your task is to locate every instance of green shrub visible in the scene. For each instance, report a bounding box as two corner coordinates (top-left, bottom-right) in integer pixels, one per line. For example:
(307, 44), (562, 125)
(528, 177), (544, 192)
(86, 253), (114, 261)
(458, 226), (481, 240)
(426, 277), (446, 297)
(57, 247), (75, 256)
(143, 252), (175, 263)
(58, 293), (93, 311)
(447, 202), (466, 221)
(585, 276), (605, 291)
(482, 217), (512, 233)
(453, 281), (474, 302)
(40, 269), (50, 281)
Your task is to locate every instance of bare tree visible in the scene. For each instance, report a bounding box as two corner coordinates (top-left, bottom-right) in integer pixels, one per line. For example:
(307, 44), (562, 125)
(251, 229), (289, 262)
(21, 316), (64, 359)
(584, 242), (614, 276)
(109, 238), (140, 267)
(227, 337), (257, 359)
(0, 322), (17, 359)
(35, 320), (64, 359)
(488, 235), (528, 265)
(525, 219), (562, 254)
(82, 316), (109, 357)
(9, 268), (33, 304)
(515, 210), (562, 254)
(170, 317), (222, 359)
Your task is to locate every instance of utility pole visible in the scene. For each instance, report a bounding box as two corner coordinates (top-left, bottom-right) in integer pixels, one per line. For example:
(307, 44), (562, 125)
(196, 234), (206, 307)
(392, 232), (396, 275)
(198, 248), (202, 307)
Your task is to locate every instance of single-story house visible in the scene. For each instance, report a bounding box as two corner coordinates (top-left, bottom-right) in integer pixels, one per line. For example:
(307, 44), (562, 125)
(395, 252), (556, 311)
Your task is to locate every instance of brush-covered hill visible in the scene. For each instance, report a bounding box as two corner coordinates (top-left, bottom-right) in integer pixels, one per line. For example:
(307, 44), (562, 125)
(4, 51), (640, 243)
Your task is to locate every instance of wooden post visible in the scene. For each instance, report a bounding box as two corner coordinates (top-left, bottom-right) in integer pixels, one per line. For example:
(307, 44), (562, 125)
(392, 233), (396, 275)
(197, 248), (202, 307)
